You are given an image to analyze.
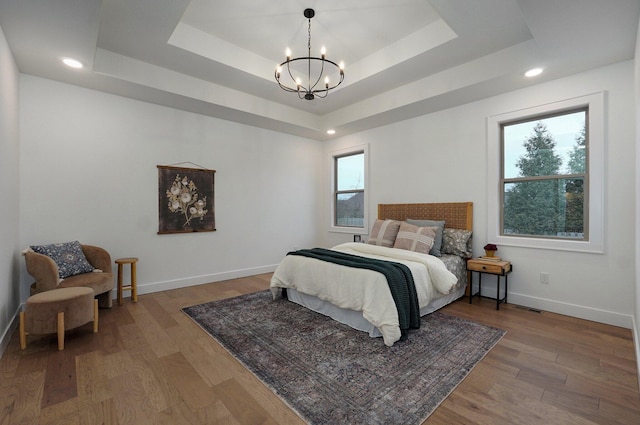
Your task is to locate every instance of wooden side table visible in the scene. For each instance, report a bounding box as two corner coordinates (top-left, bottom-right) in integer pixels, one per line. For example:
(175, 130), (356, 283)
(115, 257), (138, 305)
(467, 258), (512, 310)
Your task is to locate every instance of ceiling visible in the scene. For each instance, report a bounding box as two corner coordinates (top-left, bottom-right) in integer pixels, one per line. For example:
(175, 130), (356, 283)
(0, 0), (638, 141)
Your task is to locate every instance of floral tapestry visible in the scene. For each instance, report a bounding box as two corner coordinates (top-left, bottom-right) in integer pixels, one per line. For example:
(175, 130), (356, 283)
(157, 165), (216, 234)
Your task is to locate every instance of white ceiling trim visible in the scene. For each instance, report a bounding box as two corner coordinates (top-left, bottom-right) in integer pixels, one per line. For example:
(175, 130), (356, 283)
(345, 18), (458, 86)
(321, 40), (540, 130)
(93, 48), (321, 132)
(168, 22), (276, 83)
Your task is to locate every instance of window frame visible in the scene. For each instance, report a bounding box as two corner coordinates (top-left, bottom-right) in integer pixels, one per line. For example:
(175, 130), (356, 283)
(328, 144), (369, 234)
(487, 92), (605, 253)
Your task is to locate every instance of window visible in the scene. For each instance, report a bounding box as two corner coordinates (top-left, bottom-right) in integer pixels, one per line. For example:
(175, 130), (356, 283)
(487, 92), (604, 253)
(329, 145), (368, 233)
(501, 109), (587, 240)
(335, 152), (364, 227)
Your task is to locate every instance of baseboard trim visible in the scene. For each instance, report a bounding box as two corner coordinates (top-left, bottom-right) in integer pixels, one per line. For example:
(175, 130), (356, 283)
(632, 314), (640, 392)
(0, 304), (21, 359)
(508, 292), (633, 329)
(132, 264), (279, 296)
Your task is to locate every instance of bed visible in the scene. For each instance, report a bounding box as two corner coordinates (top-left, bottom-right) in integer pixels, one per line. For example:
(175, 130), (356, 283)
(270, 202), (473, 346)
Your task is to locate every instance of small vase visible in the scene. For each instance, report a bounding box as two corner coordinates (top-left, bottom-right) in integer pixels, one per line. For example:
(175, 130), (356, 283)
(485, 250), (496, 257)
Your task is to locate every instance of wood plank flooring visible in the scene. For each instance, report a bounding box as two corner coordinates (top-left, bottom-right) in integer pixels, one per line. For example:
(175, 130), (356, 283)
(1, 273), (638, 424)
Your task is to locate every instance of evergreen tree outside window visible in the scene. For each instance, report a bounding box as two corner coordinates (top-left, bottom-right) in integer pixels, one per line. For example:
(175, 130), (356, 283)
(501, 109), (587, 240)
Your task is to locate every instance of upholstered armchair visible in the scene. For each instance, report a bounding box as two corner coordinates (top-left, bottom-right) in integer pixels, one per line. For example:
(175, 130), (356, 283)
(24, 244), (114, 308)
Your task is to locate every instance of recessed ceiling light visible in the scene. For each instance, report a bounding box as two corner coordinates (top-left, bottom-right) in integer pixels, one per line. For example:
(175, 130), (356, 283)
(326, 129), (336, 135)
(62, 58), (83, 69)
(525, 68), (543, 78)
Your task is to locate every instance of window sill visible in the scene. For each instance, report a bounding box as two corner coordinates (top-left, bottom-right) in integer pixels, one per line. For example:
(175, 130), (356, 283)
(493, 234), (603, 254)
(329, 225), (367, 235)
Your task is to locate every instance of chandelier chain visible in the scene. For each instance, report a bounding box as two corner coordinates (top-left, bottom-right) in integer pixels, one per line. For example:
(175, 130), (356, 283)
(307, 19), (311, 53)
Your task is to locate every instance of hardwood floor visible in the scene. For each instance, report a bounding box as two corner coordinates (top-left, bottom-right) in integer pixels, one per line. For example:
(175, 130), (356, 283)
(1, 273), (638, 424)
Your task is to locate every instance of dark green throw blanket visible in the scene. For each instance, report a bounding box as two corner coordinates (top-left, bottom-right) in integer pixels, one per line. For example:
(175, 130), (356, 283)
(287, 248), (420, 340)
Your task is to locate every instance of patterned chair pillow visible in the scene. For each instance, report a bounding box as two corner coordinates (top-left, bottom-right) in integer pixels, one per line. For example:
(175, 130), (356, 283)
(30, 241), (95, 279)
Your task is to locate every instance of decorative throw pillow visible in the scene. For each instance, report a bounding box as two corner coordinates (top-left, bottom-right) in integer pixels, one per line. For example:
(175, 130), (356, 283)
(406, 219), (445, 257)
(441, 228), (473, 258)
(30, 241), (94, 279)
(368, 219), (401, 247)
(393, 222), (437, 254)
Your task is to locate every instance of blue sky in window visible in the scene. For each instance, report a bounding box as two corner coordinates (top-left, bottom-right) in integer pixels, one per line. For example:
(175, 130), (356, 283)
(337, 153), (364, 191)
(503, 111), (585, 178)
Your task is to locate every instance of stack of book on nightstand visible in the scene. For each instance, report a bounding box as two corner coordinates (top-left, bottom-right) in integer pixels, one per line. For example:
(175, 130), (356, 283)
(480, 256), (502, 261)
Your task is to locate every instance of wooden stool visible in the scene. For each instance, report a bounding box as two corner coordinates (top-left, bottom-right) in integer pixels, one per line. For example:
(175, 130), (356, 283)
(116, 257), (138, 305)
(20, 287), (98, 350)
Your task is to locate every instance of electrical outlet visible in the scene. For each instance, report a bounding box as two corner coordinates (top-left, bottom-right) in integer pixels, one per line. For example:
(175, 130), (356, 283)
(540, 272), (550, 284)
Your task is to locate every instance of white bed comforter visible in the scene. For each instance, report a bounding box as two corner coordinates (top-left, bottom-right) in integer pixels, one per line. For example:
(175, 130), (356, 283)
(270, 242), (458, 346)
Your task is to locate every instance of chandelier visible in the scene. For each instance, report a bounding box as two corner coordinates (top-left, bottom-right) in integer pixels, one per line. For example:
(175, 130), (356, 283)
(275, 8), (344, 100)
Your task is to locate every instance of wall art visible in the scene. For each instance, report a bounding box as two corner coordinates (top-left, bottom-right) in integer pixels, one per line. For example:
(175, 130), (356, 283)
(157, 165), (216, 234)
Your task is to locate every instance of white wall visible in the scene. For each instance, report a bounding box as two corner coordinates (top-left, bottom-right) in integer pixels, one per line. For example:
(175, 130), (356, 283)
(634, 15), (640, 383)
(18, 75), (323, 300)
(0, 25), (20, 356)
(323, 61), (636, 329)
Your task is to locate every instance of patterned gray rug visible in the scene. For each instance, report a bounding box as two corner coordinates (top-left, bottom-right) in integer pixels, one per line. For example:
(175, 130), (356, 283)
(182, 290), (505, 425)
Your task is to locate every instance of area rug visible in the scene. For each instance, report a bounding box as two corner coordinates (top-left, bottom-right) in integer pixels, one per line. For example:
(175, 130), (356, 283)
(182, 290), (505, 425)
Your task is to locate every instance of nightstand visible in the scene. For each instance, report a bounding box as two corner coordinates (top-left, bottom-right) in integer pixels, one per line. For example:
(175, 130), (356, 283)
(466, 258), (512, 310)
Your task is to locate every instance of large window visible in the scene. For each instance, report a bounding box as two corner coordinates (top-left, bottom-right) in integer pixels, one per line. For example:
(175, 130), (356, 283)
(334, 151), (365, 228)
(487, 92), (604, 253)
(501, 109), (587, 240)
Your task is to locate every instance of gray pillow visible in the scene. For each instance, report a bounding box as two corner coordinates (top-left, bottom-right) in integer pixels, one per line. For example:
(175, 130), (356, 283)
(406, 219), (445, 257)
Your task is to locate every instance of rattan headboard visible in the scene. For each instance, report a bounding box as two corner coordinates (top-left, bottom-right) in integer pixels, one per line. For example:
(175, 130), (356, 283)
(377, 202), (473, 231)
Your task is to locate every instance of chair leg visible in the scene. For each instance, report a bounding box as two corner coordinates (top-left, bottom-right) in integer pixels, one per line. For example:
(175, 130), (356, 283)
(93, 300), (99, 333)
(57, 312), (65, 351)
(19, 311), (26, 350)
(131, 261), (137, 303)
(117, 264), (123, 306)
(97, 291), (113, 309)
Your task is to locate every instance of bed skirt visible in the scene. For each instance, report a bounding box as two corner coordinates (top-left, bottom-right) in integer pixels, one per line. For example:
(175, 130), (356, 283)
(286, 286), (466, 339)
